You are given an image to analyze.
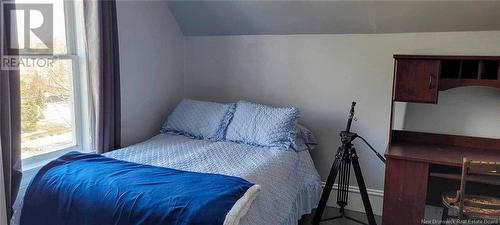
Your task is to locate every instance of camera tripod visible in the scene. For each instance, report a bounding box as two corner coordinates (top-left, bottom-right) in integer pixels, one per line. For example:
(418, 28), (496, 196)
(312, 102), (386, 225)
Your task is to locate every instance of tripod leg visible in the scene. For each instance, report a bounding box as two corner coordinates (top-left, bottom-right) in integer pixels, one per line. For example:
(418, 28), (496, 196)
(336, 158), (350, 215)
(312, 147), (344, 225)
(351, 152), (377, 225)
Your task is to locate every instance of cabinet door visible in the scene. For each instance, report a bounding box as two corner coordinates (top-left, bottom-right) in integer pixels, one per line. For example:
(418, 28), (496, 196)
(382, 159), (429, 225)
(394, 59), (440, 103)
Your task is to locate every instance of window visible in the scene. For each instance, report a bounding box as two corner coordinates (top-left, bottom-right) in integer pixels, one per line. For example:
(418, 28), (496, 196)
(14, 0), (89, 169)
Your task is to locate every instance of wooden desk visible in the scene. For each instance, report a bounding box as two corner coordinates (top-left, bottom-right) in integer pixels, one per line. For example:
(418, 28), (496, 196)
(383, 55), (500, 225)
(382, 131), (500, 225)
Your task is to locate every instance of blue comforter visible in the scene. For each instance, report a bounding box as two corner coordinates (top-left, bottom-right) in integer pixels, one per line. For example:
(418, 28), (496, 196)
(20, 151), (254, 225)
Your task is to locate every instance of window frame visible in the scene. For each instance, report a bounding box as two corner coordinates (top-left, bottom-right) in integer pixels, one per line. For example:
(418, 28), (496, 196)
(21, 0), (90, 171)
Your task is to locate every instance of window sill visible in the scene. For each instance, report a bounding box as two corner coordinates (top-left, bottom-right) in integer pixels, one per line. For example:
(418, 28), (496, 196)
(22, 147), (94, 172)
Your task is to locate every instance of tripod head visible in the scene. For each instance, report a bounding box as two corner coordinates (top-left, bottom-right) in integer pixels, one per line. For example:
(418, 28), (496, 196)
(340, 102), (357, 145)
(340, 102), (386, 163)
(345, 102), (356, 133)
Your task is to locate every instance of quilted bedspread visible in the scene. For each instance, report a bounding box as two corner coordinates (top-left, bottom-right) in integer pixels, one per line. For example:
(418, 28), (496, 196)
(104, 133), (322, 225)
(21, 152), (259, 225)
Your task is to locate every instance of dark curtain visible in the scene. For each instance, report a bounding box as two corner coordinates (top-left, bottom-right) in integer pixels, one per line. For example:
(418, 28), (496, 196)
(0, 0), (22, 222)
(84, 0), (121, 153)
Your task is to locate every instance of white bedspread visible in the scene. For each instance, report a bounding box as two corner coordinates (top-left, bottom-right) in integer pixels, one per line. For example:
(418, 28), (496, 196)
(104, 134), (322, 225)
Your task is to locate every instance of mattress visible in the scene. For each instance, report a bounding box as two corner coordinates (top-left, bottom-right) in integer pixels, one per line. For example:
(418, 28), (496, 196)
(14, 133), (322, 225)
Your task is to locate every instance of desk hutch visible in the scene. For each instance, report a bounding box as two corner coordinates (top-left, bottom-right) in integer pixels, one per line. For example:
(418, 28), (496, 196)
(382, 55), (500, 225)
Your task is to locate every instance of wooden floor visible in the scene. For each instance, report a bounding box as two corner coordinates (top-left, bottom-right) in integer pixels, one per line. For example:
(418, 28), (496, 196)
(299, 207), (382, 225)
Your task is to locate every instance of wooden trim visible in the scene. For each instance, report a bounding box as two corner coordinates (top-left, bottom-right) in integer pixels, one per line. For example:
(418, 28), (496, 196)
(497, 62), (500, 79)
(388, 59), (397, 146)
(458, 60), (463, 79)
(393, 99), (438, 104)
(478, 61), (484, 79)
(394, 55), (500, 61)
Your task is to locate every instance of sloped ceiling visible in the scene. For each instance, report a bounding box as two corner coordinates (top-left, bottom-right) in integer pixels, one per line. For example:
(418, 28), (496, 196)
(165, 1), (500, 36)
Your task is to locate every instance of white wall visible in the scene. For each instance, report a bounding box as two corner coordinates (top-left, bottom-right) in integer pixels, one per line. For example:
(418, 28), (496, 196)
(184, 31), (500, 191)
(112, 7), (500, 212)
(403, 87), (500, 138)
(117, 1), (184, 147)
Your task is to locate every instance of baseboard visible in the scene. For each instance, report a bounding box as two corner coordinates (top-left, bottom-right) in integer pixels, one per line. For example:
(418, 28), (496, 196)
(322, 182), (384, 216)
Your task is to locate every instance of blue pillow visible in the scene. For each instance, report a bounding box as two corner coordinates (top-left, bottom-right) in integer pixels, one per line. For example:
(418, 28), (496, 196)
(161, 99), (235, 140)
(291, 124), (319, 152)
(225, 100), (299, 149)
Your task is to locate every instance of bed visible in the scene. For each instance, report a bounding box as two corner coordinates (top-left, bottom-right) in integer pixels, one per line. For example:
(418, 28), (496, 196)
(16, 99), (322, 225)
(102, 133), (322, 225)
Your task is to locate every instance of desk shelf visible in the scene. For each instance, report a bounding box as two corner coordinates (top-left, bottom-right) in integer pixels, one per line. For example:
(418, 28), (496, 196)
(386, 130), (500, 166)
(440, 79), (500, 91)
(429, 172), (500, 186)
(386, 141), (500, 167)
(440, 59), (500, 80)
